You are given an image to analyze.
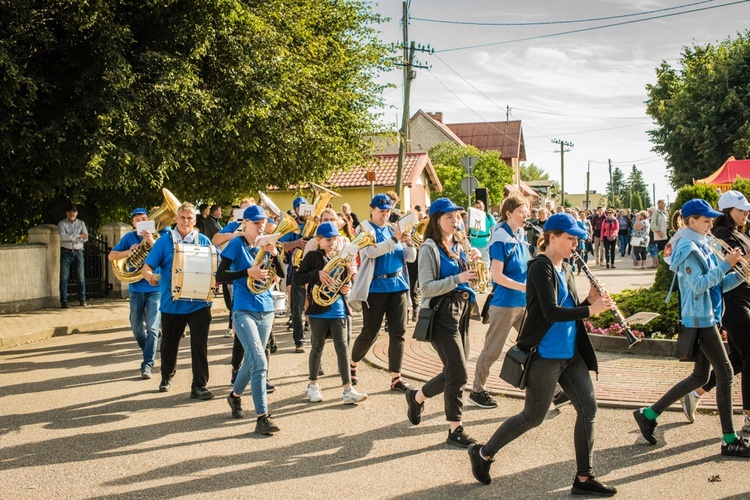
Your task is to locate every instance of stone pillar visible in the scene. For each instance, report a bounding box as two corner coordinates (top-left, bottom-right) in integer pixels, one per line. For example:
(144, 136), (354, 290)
(28, 224), (61, 305)
(101, 222), (133, 298)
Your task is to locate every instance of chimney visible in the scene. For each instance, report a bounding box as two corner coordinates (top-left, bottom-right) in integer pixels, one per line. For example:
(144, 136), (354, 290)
(427, 112), (443, 123)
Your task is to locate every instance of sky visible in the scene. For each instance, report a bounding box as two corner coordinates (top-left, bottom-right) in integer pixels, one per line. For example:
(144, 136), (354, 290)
(367, 0), (750, 206)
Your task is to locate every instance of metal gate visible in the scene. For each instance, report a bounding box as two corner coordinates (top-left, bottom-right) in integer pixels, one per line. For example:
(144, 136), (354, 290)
(66, 234), (111, 299)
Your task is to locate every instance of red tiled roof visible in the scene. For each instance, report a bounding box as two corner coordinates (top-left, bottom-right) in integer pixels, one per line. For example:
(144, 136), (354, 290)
(446, 120), (525, 161)
(325, 153), (442, 191)
(505, 180), (539, 199)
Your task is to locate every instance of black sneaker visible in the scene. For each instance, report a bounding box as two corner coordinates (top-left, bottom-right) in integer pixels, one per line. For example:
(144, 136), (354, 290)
(468, 443), (493, 485)
(406, 389), (424, 425)
(255, 414), (280, 435)
(391, 377), (411, 392)
(159, 379), (171, 392)
(446, 425), (477, 448)
(61, 301), (68, 309)
(721, 437), (750, 457)
(227, 393), (243, 418)
(268, 335), (278, 353)
(295, 342), (306, 353)
(190, 387), (215, 400)
(230, 368), (239, 385)
(304, 321), (310, 331)
(553, 390), (571, 409)
(468, 391), (498, 409)
(79, 299), (87, 306)
(571, 475), (617, 496)
(633, 408), (657, 445)
(266, 381), (276, 394)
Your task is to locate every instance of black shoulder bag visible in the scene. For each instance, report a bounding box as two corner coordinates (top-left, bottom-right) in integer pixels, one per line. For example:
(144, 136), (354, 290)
(413, 295), (446, 342)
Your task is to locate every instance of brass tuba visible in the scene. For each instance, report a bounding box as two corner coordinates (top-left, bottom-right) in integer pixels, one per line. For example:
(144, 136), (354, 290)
(312, 230), (376, 307)
(112, 188), (180, 283)
(291, 183), (341, 269)
(247, 212), (300, 294)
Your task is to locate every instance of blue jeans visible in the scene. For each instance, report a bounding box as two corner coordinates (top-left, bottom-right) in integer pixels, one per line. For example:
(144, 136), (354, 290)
(129, 291), (161, 371)
(233, 309), (274, 415)
(60, 249), (85, 303)
(618, 233), (628, 257)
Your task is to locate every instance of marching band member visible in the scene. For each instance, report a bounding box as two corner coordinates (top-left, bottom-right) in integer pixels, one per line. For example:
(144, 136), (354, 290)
(280, 196), (310, 352)
(348, 194), (417, 392)
(405, 198), (480, 447)
(216, 205), (283, 435)
(633, 199), (750, 457)
(469, 193), (530, 410)
(141, 202), (215, 400)
(294, 222), (367, 404)
(108, 208), (166, 379)
(468, 213), (618, 495)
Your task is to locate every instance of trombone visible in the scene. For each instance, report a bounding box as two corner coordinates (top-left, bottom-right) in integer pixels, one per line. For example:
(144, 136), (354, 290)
(710, 238), (750, 282)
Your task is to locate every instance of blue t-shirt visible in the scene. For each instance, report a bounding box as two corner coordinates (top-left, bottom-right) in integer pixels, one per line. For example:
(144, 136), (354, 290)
(220, 236), (274, 313)
(489, 224), (530, 308)
(220, 221), (241, 234)
(438, 244), (476, 302)
(308, 295), (346, 319)
(143, 230), (214, 314)
(538, 268), (577, 359)
(113, 230), (167, 293)
(369, 224), (408, 294)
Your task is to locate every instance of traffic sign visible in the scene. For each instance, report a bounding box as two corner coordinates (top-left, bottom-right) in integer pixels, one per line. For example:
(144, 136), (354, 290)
(460, 176), (479, 196)
(460, 156), (478, 173)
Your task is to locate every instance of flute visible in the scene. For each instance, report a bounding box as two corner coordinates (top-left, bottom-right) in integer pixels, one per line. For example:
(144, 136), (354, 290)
(572, 250), (641, 348)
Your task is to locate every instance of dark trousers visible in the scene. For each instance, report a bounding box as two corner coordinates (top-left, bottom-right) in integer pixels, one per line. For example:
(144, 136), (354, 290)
(160, 307), (212, 388)
(603, 239), (616, 265)
(309, 317), (350, 385)
(652, 325), (735, 433)
(222, 282), (233, 329)
(351, 291), (407, 373)
(421, 294), (469, 422)
(701, 306), (750, 410)
(290, 283), (307, 345)
(484, 353), (597, 476)
(407, 260), (419, 310)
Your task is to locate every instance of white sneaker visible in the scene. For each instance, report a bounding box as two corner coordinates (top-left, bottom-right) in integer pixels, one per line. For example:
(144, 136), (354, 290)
(223, 328), (234, 338)
(742, 416), (750, 433)
(342, 386), (368, 404)
(681, 392), (700, 423)
(307, 383), (323, 403)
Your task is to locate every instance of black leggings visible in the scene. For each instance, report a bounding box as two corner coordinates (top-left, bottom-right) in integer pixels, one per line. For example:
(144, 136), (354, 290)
(633, 246), (647, 262)
(603, 239), (617, 265)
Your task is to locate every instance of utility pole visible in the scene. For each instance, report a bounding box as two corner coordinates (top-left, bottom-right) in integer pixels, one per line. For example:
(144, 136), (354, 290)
(653, 183), (656, 207)
(608, 159), (614, 208)
(586, 160), (591, 210)
(395, 1), (432, 211)
(506, 105), (511, 122)
(552, 139), (573, 208)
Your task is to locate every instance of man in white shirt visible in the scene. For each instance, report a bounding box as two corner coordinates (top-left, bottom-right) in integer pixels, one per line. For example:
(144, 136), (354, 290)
(651, 199), (669, 252)
(58, 203), (89, 308)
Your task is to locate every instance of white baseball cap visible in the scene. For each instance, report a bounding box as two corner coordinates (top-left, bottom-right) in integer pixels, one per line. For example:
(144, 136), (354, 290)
(718, 190), (750, 211)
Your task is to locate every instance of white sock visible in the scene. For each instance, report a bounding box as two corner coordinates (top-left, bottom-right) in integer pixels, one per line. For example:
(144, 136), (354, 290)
(690, 390), (700, 398)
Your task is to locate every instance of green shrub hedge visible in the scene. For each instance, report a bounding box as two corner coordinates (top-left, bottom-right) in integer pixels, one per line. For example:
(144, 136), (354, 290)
(588, 287), (679, 339)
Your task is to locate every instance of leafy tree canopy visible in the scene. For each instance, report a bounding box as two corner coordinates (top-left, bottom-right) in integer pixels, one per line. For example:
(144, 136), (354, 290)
(519, 162), (549, 181)
(646, 31), (750, 189)
(428, 142), (514, 209)
(670, 183), (720, 219)
(0, 0), (391, 242)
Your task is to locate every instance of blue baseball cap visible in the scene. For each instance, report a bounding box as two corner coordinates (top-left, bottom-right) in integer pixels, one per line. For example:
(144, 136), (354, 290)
(428, 197), (462, 216)
(131, 207), (148, 217)
(544, 213), (587, 238)
(681, 198), (722, 218)
(243, 205), (267, 221)
(370, 193), (393, 210)
(316, 222), (339, 238)
(293, 196), (308, 209)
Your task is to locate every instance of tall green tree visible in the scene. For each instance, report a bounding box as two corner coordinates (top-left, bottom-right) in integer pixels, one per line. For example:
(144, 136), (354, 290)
(428, 143), (514, 209)
(0, 0), (391, 242)
(519, 163), (549, 181)
(624, 165), (651, 209)
(604, 166), (626, 207)
(646, 31), (750, 189)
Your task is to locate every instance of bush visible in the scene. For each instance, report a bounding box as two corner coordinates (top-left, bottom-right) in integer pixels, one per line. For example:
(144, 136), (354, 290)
(587, 288), (679, 338)
(650, 252), (675, 292)
(670, 184), (720, 219)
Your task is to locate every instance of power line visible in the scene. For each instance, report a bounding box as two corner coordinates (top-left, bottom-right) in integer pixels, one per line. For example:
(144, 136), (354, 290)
(436, 0), (750, 53)
(413, 0), (714, 26)
(525, 121), (652, 139)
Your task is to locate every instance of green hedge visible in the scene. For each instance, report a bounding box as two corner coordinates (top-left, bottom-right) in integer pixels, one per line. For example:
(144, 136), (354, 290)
(588, 287), (679, 338)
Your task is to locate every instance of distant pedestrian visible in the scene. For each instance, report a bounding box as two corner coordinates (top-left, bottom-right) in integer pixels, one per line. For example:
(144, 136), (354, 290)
(58, 203), (88, 308)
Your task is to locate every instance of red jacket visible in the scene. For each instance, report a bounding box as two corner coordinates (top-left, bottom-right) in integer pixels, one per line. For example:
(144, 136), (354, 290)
(601, 218), (619, 241)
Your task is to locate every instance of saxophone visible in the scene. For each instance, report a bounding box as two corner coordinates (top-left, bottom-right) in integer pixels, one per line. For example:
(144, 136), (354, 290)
(459, 232), (490, 293)
(312, 230), (376, 307)
(112, 188), (181, 283)
(247, 213), (300, 294)
(291, 183), (341, 269)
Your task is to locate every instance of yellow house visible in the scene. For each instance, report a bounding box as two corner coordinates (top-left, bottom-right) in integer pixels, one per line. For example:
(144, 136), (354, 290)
(565, 192), (609, 211)
(268, 152), (443, 217)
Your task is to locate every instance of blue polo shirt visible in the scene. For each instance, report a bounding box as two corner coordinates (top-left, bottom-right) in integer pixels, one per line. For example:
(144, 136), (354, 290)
(220, 221), (241, 234)
(113, 229), (168, 293)
(489, 224), (530, 308)
(369, 224), (408, 294)
(538, 267), (577, 359)
(144, 230), (214, 314)
(220, 236), (274, 313)
(438, 244), (476, 301)
(308, 295), (346, 319)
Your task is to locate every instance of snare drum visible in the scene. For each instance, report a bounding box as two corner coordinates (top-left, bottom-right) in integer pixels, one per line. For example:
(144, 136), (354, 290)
(271, 290), (287, 316)
(171, 243), (218, 302)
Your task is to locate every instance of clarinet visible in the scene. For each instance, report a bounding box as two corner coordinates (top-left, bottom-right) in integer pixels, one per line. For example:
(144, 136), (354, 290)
(571, 250), (641, 348)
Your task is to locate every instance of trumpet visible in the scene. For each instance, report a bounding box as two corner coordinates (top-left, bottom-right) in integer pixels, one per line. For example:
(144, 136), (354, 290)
(572, 250), (641, 348)
(710, 238), (750, 282)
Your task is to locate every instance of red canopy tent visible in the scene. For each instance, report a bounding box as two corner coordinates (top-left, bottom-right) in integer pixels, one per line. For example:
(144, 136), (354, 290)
(695, 156), (750, 192)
